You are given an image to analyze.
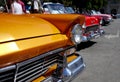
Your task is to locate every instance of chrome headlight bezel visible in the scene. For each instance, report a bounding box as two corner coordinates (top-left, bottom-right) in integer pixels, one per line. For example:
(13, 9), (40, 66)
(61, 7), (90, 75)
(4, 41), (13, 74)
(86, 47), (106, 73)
(71, 24), (83, 45)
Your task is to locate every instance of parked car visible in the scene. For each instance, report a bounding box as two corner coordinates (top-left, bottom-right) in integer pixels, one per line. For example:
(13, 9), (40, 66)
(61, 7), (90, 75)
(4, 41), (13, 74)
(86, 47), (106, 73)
(64, 6), (104, 42)
(0, 13), (86, 82)
(90, 10), (113, 25)
(79, 10), (103, 25)
(82, 14), (103, 41)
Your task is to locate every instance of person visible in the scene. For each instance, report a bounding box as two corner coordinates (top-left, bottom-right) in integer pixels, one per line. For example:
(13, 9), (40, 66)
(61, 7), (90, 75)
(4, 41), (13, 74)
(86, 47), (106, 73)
(32, 0), (43, 13)
(33, 0), (39, 13)
(11, 0), (24, 14)
(18, 0), (26, 13)
(25, 1), (32, 13)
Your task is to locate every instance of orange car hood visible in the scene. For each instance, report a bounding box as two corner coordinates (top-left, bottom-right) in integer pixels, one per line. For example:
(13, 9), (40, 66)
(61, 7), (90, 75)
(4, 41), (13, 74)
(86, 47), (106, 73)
(0, 14), (61, 43)
(0, 14), (68, 68)
(27, 14), (85, 33)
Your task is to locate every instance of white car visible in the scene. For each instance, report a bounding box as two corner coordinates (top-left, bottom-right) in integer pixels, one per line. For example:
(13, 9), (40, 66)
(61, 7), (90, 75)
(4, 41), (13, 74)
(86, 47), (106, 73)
(43, 2), (67, 14)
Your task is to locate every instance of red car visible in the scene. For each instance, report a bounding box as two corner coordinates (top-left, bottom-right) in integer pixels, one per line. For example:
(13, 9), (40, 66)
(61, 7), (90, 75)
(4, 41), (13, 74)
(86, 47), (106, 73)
(81, 14), (104, 42)
(64, 7), (104, 42)
(43, 3), (104, 42)
(91, 15), (103, 25)
(79, 10), (103, 26)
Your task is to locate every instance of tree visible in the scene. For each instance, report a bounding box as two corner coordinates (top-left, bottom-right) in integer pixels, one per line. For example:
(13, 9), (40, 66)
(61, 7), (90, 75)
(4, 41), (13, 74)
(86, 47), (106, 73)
(87, 0), (108, 10)
(72, 0), (87, 13)
(43, 0), (108, 13)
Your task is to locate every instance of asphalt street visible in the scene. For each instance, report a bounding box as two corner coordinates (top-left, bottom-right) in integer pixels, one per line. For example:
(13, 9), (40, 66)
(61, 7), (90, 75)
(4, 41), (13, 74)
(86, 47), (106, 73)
(73, 19), (120, 82)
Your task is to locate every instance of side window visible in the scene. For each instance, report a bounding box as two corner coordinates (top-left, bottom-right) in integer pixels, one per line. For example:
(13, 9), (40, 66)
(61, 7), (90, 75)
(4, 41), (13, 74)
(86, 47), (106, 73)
(43, 5), (48, 9)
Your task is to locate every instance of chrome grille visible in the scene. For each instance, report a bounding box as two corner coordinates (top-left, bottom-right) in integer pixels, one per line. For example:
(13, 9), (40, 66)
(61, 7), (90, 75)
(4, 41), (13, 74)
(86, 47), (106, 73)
(0, 48), (67, 82)
(15, 52), (60, 82)
(0, 65), (16, 82)
(85, 25), (99, 33)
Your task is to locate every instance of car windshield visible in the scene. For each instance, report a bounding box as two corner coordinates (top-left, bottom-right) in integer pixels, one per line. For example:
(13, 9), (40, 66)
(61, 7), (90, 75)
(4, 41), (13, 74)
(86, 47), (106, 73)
(96, 11), (101, 14)
(65, 7), (75, 14)
(91, 10), (98, 15)
(49, 4), (66, 12)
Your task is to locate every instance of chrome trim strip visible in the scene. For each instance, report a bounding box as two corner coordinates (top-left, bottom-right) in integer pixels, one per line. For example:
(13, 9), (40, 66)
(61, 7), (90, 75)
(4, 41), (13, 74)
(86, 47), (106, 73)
(0, 65), (16, 73)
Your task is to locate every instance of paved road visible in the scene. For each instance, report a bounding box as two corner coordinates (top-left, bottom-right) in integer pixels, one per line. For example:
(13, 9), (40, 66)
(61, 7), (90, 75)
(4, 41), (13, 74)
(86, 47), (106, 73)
(74, 19), (120, 82)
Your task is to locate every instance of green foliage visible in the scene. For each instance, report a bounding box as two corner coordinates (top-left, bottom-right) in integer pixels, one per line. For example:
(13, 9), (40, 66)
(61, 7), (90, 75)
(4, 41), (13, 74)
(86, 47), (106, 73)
(90, 0), (108, 10)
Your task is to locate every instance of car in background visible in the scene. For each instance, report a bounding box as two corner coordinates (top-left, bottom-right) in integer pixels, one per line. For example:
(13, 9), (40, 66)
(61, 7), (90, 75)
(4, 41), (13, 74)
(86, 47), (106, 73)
(43, 2), (66, 14)
(64, 6), (104, 42)
(91, 10), (113, 25)
(65, 7), (103, 26)
(82, 10), (103, 26)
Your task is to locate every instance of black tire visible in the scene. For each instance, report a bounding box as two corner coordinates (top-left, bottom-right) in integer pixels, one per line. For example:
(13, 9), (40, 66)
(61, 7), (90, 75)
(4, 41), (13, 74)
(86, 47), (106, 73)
(102, 19), (106, 26)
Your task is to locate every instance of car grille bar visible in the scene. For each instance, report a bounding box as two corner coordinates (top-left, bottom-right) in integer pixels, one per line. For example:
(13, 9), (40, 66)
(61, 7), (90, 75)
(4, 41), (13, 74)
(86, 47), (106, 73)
(0, 65), (16, 82)
(85, 25), (99, 33)
(0, 47), (77, 82)
(15, 54), (59, 82)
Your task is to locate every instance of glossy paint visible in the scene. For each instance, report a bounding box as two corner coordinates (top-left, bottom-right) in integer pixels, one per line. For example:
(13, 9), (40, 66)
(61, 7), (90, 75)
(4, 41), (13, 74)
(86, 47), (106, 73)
(0, 14), (68, 68)
(0, 13), (85, 68)
(91, 15), (103, 24)
(84, 15), (99, 27)
(27, 14), (85, 33)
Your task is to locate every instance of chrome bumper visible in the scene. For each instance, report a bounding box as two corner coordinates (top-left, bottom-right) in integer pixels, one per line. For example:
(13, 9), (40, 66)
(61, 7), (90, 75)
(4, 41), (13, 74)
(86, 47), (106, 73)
(82, 29), (105, 42)
(66, 55), (85, 82)
(0, 46), (85, 82)
(42, 54), (85, 82)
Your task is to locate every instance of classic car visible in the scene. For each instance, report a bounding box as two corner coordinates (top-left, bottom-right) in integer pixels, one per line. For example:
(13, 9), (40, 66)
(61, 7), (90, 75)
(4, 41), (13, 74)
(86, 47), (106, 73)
(43, 3), (104, 42)
(64, 7), (104, 41)
(79, 10), (104, 41)
(78, 10), (103, 25)
(82, 14), (104, 41)
(90, 10), (113, 25)
(0, 13), (85, 82)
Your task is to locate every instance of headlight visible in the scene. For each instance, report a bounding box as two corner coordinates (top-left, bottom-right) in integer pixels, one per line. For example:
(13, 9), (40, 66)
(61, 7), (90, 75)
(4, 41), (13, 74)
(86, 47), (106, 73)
(71, 24), (83, 44)
(100, 19), (103, 25)
(82, 22), (86, 28)
(108, 17), (112, 20)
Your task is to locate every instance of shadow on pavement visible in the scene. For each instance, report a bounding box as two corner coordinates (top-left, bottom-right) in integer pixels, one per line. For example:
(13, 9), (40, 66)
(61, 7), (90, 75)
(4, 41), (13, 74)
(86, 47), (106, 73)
(76, 41), (97, 51)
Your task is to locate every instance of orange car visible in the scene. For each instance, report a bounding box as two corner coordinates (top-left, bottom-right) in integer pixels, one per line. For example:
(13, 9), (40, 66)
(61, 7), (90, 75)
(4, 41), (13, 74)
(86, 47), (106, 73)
(0, 13), (85, 82)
